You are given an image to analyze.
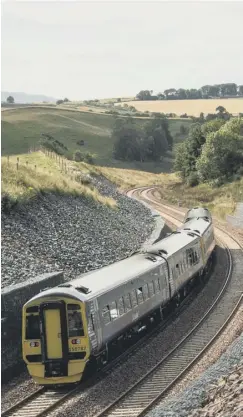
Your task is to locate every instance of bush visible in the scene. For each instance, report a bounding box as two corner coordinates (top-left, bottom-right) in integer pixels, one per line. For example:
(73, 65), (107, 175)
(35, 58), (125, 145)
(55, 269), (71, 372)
(237, 166), (243, 176)
(186, 172), (199, 187)
(73, 150), (94, 164)
(1, 194), (18, 214)
(180, 124), (188, 135)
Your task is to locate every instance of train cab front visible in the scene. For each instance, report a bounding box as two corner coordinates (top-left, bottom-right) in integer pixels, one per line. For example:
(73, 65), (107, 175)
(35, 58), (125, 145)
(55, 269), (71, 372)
(22, 296), (90, 385)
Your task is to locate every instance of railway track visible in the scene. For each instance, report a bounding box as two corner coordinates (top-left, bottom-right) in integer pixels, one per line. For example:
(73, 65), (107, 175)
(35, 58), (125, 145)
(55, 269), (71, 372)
(91, 187), (242, 417)
(2, 187), (242, 417)
(1, 387), (73, 417)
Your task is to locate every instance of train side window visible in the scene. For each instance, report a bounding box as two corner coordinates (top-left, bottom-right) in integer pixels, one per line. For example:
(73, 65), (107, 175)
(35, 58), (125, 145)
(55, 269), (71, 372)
(175, 264), (180, 275)
(148, 281), (155, 297)
(102, 306), (111, 325)
(186, 248), (194, 266)
(143, 284), (149, 300)
(130, 289), (138, 308)
(154, 278), (160, 293)
(117, 297), (125, 316)
(194, 250), (200, 264)
(136, 287), (144, 304)
(124, 294), (132, 312)
(67, 306), (84, 337)
(88, 313), (95, 331)
(109, 301), (119, 320)
(26, 314), (40, 339)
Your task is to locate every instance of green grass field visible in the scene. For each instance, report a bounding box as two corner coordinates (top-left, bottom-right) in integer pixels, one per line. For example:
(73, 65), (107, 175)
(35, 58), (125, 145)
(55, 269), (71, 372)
(1, 107), (191, 172)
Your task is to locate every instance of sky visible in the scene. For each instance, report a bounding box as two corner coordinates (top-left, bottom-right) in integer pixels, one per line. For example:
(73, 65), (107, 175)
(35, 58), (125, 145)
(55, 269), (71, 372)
(1, 0), (243, 100)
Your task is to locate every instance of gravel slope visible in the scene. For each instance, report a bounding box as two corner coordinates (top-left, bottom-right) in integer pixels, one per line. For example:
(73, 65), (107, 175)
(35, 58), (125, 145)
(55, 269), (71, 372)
(146, 330), (243, 417)
(1, 175), (155, 288)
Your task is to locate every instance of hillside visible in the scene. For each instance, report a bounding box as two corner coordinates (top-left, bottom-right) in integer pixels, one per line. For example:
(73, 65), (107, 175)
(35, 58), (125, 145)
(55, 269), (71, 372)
(1, 107), (191, 171)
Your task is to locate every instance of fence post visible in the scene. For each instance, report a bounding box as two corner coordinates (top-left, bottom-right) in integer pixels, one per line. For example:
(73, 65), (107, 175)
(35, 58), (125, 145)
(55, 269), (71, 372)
(7, 156), (9, 165)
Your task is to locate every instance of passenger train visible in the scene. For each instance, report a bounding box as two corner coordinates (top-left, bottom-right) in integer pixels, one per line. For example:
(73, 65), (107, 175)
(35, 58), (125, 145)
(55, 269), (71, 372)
(22, 207), (215, 385)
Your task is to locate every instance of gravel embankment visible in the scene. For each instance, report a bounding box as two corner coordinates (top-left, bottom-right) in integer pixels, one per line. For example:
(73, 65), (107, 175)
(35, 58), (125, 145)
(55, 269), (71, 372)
(146, 311), (243, 417)
(190, 361), (243, 417)
(1, 175), (155, 288)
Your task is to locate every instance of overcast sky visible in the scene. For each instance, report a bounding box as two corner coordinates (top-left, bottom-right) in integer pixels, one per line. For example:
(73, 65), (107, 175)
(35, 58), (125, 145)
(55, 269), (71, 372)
(1, 1), (243, 100)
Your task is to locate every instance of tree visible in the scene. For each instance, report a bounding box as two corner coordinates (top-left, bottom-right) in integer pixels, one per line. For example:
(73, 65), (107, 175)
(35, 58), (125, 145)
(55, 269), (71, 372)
(196, 118), (243, 182)
(177, 89), (187, 99)
(63, 98), (69, 102)
(56, 99), (64, 105)
(145, 115), (173, 150)
(238, 85), (243, 96)
(136, 90), (152, 101)
(112, 115), (172, 162)
(216, 106), (226, 114)
(209, 85), (220, 97)
(201, 119), (226, 135)
(164, 88), (177, 99)
(6, 96), (14, 104)
(113, 117), (144, 161)
(157, 92), (165, 100)
(201, 85), (211, 98)
(173, 123), (206, 179)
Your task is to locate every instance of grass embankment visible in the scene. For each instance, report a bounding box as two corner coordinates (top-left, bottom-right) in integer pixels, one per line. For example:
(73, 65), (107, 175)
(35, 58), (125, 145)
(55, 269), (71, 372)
(1, 152), (116, 209)
(93, 165), (243, 220)
(1, 107), (191, 171)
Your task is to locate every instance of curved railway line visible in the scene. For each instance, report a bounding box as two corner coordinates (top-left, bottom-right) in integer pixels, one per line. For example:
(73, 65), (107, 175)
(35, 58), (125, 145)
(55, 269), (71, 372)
(2, 186), (242, 417)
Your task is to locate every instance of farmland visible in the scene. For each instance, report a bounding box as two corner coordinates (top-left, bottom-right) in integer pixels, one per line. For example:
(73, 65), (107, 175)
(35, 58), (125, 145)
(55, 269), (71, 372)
(120, 98), (243, 116)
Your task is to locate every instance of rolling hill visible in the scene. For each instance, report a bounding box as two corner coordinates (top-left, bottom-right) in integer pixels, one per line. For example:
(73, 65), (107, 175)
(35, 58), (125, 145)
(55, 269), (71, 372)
(1, 91), (56, 104)
(1, 107), (191, 172)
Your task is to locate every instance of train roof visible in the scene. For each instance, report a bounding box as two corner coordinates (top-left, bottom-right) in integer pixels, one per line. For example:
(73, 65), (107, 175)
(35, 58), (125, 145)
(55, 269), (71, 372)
(25, 222), (202, 305)
(179, 218), (212, 235)
(144, 229), (199, 257)
(26, 251), (167, 304)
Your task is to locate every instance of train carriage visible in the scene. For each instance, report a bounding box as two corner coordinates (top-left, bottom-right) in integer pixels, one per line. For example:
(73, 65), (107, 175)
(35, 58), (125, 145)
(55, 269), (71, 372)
(22, 206), (215, 386)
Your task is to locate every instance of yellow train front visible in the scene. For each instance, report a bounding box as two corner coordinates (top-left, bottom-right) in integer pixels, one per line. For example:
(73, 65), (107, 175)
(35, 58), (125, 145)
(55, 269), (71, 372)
(22, 289), (91, 385)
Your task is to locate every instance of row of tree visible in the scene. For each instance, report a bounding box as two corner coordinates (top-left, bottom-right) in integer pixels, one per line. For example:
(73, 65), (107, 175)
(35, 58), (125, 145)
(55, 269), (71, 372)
(174, 117), (243, 186)
(56, 98), (70, 105)
(136, 83), (243, 101)
(113, 116), (173, 162)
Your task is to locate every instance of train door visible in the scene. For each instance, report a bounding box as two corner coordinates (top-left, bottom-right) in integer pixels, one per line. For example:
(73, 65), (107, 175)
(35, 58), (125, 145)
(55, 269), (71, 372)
(44, 309), (62, 359)
(39, 301), (69, 377)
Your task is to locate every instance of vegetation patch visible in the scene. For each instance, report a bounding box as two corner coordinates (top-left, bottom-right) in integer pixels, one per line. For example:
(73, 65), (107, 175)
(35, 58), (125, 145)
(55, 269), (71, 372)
(1, 152), (116, 212)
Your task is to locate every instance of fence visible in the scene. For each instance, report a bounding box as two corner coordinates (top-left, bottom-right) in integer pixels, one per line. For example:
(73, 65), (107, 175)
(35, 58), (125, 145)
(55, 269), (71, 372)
(4, 147), (86, 183)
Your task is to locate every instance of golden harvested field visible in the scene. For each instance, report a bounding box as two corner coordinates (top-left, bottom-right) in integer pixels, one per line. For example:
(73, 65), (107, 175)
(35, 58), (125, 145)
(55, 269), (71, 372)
(121, 98), (243, 116)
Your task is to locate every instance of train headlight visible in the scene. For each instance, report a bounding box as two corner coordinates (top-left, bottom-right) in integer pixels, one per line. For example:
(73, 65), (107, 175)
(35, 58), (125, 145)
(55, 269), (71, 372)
(71, 338), (81, 344)
(30, 341), (39, 347)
